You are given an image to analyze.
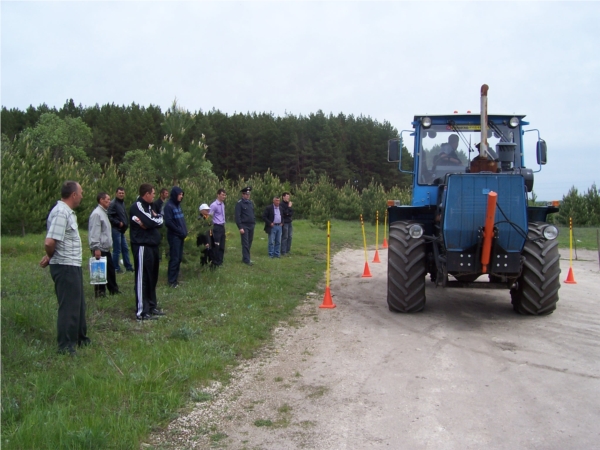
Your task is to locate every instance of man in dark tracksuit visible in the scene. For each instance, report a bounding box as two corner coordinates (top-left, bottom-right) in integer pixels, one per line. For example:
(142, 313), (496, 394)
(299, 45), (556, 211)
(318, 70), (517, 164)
(163, 186), (188, 287)
(280, 192), (294, 256)
(234, 186), (255, 266)
(129, 183), (164, 321)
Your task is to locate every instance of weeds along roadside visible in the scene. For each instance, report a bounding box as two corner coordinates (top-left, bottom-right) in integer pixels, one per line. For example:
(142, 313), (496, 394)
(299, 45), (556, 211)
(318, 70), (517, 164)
(0, 219), (366, 449)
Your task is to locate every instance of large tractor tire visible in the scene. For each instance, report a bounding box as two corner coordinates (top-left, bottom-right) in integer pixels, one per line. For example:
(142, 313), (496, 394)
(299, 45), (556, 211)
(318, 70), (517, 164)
(510, 222), (561, 315)
(387, 221), (426, 312)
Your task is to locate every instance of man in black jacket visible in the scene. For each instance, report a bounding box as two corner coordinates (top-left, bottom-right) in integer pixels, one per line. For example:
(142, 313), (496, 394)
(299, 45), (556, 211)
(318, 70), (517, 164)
(280, 192), (293, 256)
(107, 187), (134, 273)
(164, 186), (188, 288)
(129, 184), (164, 321)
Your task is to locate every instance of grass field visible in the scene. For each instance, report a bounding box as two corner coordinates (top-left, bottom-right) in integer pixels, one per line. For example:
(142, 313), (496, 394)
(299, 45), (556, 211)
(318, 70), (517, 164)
(2, 220), (597, 449)
(1, 219), (369, 449)
(556, 226), (600, 253)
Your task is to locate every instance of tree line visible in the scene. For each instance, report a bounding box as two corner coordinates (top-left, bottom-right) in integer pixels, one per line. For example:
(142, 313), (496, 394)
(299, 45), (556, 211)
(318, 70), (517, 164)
(555, 184), (600, 227)
(1, 99), (413, 191)
(1, 100), (412, 236)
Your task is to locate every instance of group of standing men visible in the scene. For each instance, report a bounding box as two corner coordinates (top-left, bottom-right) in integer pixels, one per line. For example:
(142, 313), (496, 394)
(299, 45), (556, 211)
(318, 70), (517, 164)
(233, 187), (294, 264)
(40, 181), (294, 355)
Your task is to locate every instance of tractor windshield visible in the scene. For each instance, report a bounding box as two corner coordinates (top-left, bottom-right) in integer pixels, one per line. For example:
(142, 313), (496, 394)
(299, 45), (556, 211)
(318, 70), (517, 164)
(417, 122), (518, 185)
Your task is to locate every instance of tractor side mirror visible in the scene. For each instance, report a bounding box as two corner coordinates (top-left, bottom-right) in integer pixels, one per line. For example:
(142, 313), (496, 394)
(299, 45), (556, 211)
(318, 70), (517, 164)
(536, 139), (547, 165)
(388, 139), (401, 162)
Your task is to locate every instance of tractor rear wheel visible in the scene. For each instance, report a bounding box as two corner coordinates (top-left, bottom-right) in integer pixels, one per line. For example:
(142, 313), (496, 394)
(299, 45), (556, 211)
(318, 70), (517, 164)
(387, 221), (426, 312)
(510, 222), (561, 315)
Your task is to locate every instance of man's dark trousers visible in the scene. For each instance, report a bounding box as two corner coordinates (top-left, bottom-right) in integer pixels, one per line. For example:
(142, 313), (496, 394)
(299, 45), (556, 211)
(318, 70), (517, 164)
(212, 224), (226, 266)
(132, 244), (159, 317)
(240, 226), (254, 263)
(167, 233), (184, 285)
(50, 265), (87, 353)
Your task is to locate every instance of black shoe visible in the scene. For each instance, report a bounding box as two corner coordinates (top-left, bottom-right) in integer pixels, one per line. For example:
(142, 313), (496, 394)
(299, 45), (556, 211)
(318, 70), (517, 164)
(243, 261), (254, 266)
(58, 347), (77, 356)
(150, 308), (166, 316)
(78, 337), (92, 347)
(137, 314), (158, 321)
(169, 282), (179, 288)
(109, 290), (121, 296)
(126, 269), (135, 273)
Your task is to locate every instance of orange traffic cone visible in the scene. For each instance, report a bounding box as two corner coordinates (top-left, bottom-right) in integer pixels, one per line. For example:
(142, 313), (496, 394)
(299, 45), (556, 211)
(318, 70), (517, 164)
(362, 262), (372, 278)
(382, 237), (388, 249)
(372, 250), (381, 263)
(319, 287), (336, 308)
(564, 267), (577, 284)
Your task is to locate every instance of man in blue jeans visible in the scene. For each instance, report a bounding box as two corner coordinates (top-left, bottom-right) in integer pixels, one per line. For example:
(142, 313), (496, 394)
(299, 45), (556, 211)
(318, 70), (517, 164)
(107, 187), (134, 273)
(262, 196), (283, 258)
(164, 186), (188, 288)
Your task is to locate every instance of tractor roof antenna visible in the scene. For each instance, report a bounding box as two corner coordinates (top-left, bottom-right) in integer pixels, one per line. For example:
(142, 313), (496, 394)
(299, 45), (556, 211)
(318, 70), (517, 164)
(480, 84), (489, 160)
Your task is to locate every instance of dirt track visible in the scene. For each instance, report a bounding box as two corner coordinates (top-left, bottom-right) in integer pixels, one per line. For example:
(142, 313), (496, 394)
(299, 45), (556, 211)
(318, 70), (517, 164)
(151, 248), (600, 450)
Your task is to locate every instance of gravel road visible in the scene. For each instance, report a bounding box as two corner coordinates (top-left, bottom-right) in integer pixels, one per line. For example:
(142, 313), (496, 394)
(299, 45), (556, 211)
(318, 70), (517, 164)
(149, 248), (600, 450)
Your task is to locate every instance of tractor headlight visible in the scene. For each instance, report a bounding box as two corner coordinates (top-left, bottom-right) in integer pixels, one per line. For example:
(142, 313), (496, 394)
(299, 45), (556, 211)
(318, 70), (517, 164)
(422, 117), (432, 128)
(409, 224), (424, 239)
(542, 225), (559, 240)
(509, 116), (520, 128)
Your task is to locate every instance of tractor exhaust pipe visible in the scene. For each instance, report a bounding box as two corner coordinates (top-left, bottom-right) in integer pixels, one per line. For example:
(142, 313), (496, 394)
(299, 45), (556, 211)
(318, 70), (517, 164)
(480, 84), (489, 159)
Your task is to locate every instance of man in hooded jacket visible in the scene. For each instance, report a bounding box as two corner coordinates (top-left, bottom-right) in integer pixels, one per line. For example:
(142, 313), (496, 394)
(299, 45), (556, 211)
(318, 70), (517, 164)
(164, 186), (188, 288)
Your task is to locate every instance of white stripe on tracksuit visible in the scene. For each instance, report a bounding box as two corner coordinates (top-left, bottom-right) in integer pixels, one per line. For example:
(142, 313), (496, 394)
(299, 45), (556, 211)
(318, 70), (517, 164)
(136, 245), (145, 318)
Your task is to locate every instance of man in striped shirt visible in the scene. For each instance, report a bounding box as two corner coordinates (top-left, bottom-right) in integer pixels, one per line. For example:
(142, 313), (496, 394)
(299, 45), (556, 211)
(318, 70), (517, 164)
(40, 180), (90, 356)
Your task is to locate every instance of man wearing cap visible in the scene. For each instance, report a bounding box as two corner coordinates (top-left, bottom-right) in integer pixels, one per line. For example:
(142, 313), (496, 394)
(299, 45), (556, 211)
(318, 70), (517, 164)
(235, 186), (256, 266)
(197, 203), (213, 265)
(208, 189), (227, 267)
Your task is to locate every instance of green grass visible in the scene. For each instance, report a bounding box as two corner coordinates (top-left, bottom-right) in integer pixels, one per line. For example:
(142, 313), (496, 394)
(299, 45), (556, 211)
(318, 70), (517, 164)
(556, 226), (600, 251)
(0, 219), (369, 449)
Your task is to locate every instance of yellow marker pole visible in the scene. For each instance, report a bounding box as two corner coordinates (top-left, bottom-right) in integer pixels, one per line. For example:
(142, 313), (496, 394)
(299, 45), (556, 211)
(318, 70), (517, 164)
(360, 214), (372, 277)
(373, 211), (381, 263)
(320, 221), (336, 307)
(326, 220), (331, 288)
(564, 217), (577, 283)
(361, 215), (368, 262)
(570, 217), (573, 266)
(382, 210), (388, 248)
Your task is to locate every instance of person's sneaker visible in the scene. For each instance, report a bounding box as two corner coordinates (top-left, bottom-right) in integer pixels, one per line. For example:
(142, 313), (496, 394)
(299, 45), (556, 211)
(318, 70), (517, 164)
(169, 282), (179, 288)
(244, 261), (254, 266)
(137, 314), (158, 321)
(126, 269), (135, 273)
(150, 308), (166, 316)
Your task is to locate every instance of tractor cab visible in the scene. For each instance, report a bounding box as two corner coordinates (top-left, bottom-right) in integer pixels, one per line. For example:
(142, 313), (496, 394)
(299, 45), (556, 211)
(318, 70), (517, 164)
(389, 113), (546, 208)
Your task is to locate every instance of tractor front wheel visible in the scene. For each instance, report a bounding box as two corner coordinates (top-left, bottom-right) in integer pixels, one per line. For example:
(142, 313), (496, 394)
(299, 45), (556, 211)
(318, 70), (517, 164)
(387, 221), (426, 312)
(510, 222), (561, 315)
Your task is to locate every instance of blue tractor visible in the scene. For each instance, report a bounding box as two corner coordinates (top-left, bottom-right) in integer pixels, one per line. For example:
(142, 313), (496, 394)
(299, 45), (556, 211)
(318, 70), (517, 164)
(387, 85), (561, 315)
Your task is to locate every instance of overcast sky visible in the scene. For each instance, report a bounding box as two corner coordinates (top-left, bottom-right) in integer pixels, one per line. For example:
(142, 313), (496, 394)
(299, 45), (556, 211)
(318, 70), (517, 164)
(2, 1), (599, 201)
